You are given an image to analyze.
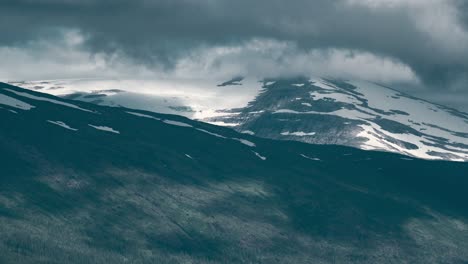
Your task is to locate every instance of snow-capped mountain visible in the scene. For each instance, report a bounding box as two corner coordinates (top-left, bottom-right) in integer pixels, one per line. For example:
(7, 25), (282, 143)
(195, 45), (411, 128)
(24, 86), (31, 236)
(9, 77), (468, 161)
(7, 78), (259, 122)
(210, 78), (468, 162)
(1, 82), (468, 263)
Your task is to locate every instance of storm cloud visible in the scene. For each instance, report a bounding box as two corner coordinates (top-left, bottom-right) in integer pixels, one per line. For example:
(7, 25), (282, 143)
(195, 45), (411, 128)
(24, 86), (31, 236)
(0, 0), (467, 95)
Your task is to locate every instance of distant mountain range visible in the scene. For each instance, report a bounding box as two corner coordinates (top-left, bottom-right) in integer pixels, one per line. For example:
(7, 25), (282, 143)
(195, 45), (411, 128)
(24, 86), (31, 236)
(10, 77), (468, 161)
(1, 82), (468, 263)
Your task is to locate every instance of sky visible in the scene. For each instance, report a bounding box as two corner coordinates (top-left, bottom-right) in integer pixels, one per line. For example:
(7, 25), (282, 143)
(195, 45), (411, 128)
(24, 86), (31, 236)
(0, 0), (467, 112)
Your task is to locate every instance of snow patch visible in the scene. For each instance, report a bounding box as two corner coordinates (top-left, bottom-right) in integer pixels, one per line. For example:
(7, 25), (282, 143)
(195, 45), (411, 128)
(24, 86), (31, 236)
(163, 120), (193, 127)
(300, 154), (321, 161)
(196, 128), (227, 139)
(196, 128), (255, 147)
(281, 131), (316, 136)
(310, 91), (362, 105)
(47, 120), (78, 131)
(356, 123), (468, 161)
(252, 151), (267, 160)
(206, 121), (240, 127)
(234, 138), (256, 147)
(88, 124), (120, 134)
(311, 79), (337, 90)
(0, 94), (35, 110)
(126, 111), (161, 120)
(5, 89), (94, 113)
(248, 110), (265, 114)
(241, 130), (255, 135)
(346, 81), (468, 144)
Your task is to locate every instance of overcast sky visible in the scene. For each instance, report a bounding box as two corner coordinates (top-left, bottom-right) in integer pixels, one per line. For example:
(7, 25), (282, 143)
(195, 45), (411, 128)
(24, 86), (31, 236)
(0, 0), (467, 111)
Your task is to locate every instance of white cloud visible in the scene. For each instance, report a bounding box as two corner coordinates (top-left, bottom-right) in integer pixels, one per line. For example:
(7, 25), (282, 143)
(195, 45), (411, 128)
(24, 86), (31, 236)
(0, 31), (418, 86)
(173, 39), (418, 84)
(0, 30), (159, 81)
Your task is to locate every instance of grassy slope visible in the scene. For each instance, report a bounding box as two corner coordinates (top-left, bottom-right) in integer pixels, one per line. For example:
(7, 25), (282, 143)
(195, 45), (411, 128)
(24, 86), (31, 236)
(1, 83), (468, 263)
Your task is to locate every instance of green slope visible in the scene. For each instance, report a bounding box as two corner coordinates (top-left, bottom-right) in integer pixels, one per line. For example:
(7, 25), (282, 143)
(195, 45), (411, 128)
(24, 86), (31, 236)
(1, 82), (467, 263)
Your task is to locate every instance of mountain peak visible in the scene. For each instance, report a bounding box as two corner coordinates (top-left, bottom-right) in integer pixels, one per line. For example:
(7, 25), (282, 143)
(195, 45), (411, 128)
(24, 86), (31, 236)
(209, 78), (468, 161)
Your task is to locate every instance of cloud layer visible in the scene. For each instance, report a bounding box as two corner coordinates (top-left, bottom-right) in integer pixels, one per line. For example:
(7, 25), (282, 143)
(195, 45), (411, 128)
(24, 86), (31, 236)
(0, 0), (467, 94)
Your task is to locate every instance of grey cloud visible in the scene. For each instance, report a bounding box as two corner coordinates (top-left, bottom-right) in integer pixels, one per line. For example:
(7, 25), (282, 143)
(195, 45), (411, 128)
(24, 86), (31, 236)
(0, 0), (467, 91)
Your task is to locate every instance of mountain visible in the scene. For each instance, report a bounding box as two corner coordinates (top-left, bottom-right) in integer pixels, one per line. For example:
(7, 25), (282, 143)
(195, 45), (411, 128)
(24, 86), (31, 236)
(9, 77), (468, 162)
(6, 78), (257, 123)
(210, 78), (468, 162)
(1, 82), (468, 263)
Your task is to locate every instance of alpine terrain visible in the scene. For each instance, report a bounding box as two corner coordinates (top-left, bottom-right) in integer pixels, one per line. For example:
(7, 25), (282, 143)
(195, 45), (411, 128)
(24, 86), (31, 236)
(11, 77), (468, 161)
(1, 82), (468, 263)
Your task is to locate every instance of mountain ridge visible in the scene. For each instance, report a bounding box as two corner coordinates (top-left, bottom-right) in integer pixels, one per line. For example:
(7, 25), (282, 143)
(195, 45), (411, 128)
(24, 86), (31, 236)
(9, 77), (467, 161)
(1, 82), (468, 263)
(208, 78), (468, 161)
